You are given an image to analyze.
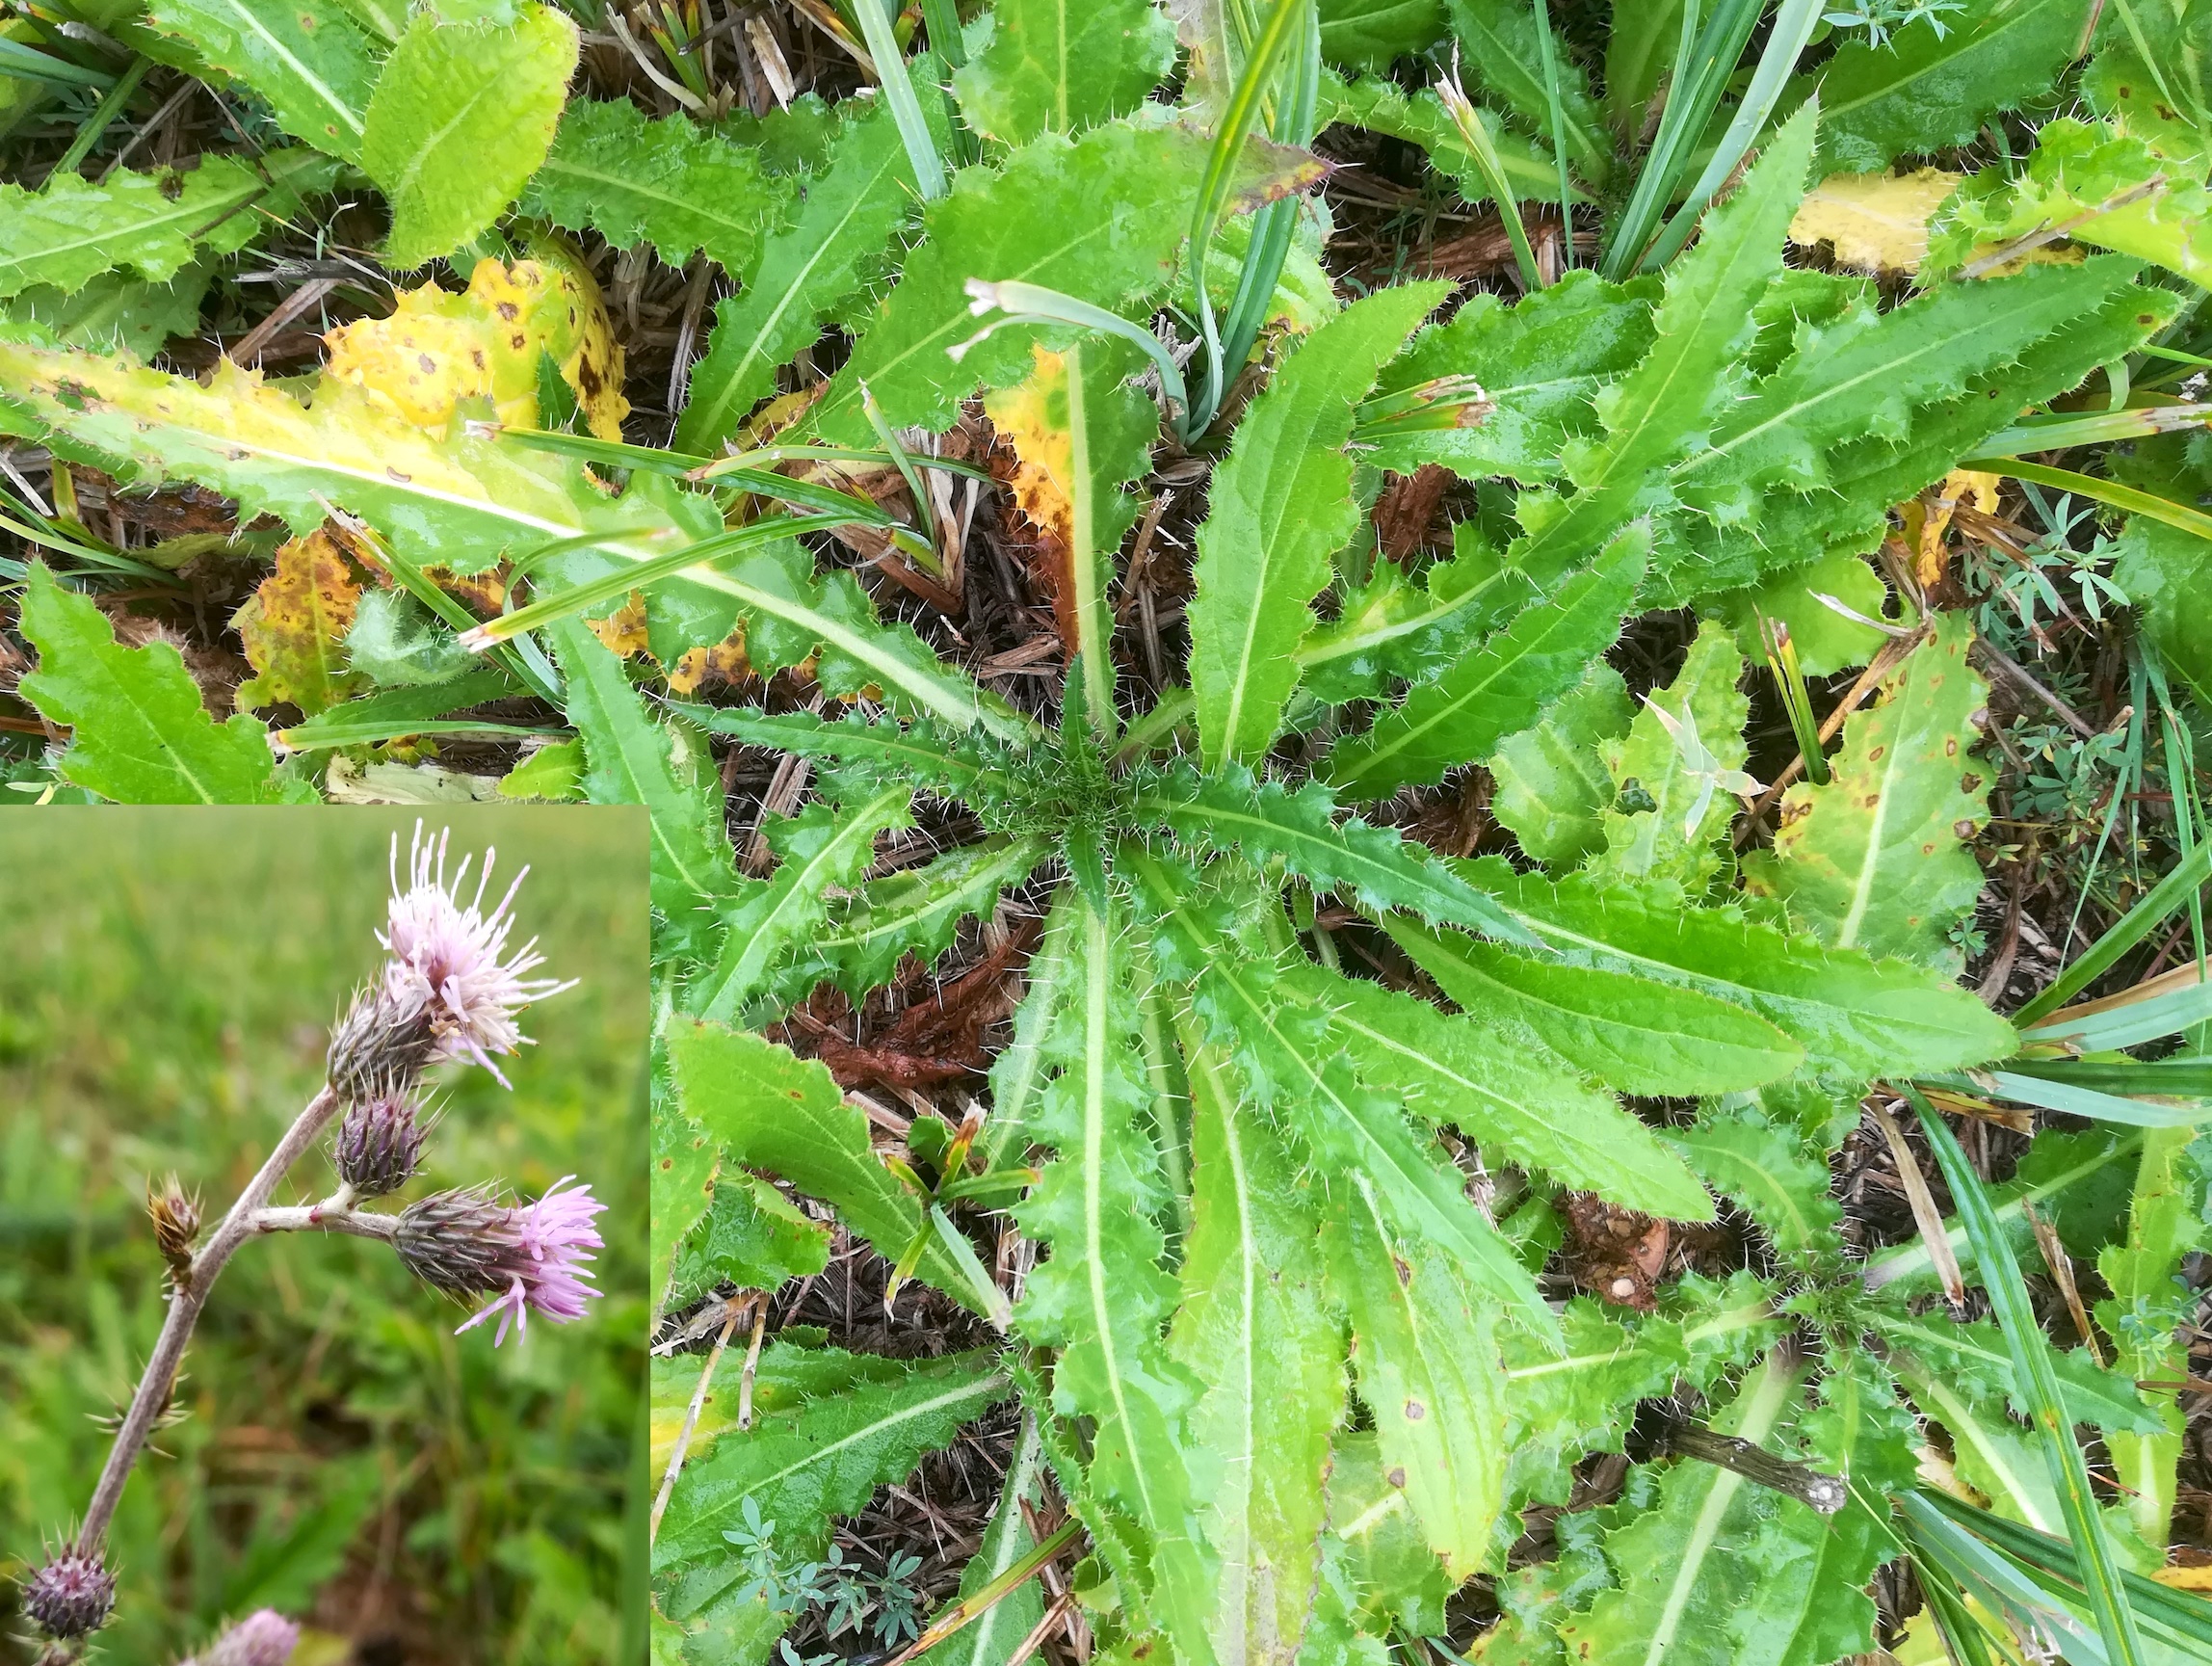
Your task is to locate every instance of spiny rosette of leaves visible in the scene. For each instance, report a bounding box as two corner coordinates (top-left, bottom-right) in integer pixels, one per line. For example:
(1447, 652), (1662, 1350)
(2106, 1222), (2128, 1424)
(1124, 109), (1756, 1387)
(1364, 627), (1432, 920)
(6, 0), (2212, 1661)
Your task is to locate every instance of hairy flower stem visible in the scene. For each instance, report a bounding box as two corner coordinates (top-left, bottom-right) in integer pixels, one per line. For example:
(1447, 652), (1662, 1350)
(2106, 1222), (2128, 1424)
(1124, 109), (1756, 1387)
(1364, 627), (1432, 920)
(76, 1084), (340, 1555)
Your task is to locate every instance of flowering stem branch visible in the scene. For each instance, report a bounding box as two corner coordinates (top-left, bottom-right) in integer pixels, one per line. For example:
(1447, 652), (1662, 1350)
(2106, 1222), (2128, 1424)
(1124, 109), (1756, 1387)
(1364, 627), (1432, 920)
(76, 1084), (341, 1556)
(250, 1188), (400, 1242)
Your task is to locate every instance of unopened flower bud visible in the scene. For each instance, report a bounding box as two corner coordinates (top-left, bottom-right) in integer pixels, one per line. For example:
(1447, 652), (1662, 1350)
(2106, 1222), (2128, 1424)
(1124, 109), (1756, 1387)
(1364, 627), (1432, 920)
(22, 1547), (115, 1639)
(332, 1092), (430, 1199)
(145, 1174), (199, 1276)
(325, 985), (437, 1105)
(198, 1608), (300, 1666)
(392, 1178), (606, 1347)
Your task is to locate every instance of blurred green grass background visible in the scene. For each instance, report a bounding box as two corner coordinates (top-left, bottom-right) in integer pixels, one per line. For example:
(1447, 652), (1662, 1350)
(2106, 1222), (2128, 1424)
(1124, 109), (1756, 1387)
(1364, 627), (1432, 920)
(0, 807), (649, 1666)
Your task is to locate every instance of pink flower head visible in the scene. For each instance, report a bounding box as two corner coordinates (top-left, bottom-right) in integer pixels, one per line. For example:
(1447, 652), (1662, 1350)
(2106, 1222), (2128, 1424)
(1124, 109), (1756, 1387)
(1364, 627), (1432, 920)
(453, 1177), (607, 1347)
(200, 1608), (301, 1666)
(381, 822), (574, 1087)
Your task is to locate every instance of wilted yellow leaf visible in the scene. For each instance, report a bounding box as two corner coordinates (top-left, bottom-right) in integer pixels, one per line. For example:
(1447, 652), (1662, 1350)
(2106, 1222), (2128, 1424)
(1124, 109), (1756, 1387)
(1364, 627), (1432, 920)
(667, 626), (755, 696)
(2153, 1563), (2212, 1593)
(1788, 168), (1964, 272)
(1905, 467), (2003, 587)
(232, 529), (366, 714)
(322, 251), (628, 438)
(983, 346), (1080, 642)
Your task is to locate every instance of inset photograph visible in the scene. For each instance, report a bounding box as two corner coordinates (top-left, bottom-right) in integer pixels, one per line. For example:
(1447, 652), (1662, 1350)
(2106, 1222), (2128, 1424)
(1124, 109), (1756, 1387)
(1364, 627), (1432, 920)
(0, 807), (648, 1666)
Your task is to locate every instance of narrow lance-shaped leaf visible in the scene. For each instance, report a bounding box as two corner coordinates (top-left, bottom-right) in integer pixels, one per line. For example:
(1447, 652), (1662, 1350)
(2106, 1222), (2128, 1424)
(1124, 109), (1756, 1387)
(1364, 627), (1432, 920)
(652, 1339), (1011, 1600)
(1743, 613), (1990, 972)
(1169, 1020), (1342, 1666)
(549, 620), (739, 959)
(1506, 102), (1815, 587)
(1323, 1168), (1507, 1583)
(814, 835), (1049, 1002)
(1385, 915), (1804, 1098)
(1133, 763), (1536, 944)
(1297, 959), (1720, 1220)
(674, 97), (917, 455)
(1188, 280), (1448, 767)
(1010, 889), (1220, 1663)
(685, 786), (913, 1022)
(1473, 859), (2021, 1078)
(1325, 520), (1647, 797)
(17, 561), (315, 806)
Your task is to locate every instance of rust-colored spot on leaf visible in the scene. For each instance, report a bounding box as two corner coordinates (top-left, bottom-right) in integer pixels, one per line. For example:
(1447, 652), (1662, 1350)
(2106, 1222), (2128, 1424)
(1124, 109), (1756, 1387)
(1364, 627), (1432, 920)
(230, 528), (366, 715)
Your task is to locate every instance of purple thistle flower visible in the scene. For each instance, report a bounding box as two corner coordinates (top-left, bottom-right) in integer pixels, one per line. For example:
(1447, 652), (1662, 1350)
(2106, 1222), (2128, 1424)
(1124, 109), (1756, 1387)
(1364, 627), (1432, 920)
(21, 1547), (115, 1639)
(393, 1178), (606, 1347)
(380, 823), (573, 1088)
(198, 1608), (300, 1666)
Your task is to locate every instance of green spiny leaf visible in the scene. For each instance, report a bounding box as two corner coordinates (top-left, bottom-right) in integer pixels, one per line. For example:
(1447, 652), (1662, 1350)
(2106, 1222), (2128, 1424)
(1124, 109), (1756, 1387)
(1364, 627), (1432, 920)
(1793, 0), (2090, 173)
(1507, 101), (1815, 588)
(358, 2), (578, 268)
(1385, 916), (1804, 1097)
(686, 786), (912, 1021)
(664, 1018), (986, 1310)
(1011, 888), (1219, 1664)
(1663, 1101), (1839, 1263)
(1132, 762), (1536, 943)
(549, 620), (739, 958)
(1441, 0), (1608, 176)
(951, 0), (1176, 144)
(1361, 269), (1659, 484)
(1323, 1169), (1506, 1582)
(522, 95), (794, 272)
(1298, 960), (1718, 1219)
(145, 0), (380, 161)
(1189, 280), (1449, 766)
(1489, 664), (1634, 869)
(1324, 519), (1647, 797)
(673, 98), (916, 455)
(668, 1169), (832, 1306)
(1742, 613), (1989, 972)
(1475, 859), (2021, 1077)
(17, 561), (315, 805)
(1169, 1020), (1343, 1664)
(0, 150), (336, 298)
(815, 835), (1048, 1000)
(1315, 67), (1567, 209)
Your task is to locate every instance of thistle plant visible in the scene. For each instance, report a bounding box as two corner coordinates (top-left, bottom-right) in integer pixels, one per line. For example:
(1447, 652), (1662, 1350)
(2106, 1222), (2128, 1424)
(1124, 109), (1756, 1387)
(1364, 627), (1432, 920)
(13, 824), (597, 1663)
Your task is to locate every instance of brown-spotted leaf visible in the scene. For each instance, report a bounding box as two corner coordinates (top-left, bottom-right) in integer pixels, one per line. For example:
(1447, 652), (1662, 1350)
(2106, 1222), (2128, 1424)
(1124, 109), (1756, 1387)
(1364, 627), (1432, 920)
(232, 529), (366, 714)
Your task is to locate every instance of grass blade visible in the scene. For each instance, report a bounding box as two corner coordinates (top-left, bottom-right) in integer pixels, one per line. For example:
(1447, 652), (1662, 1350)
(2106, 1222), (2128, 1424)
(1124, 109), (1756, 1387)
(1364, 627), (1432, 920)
(2015, 838), (2212, 1025)
(848, 0), (947, 201)
(1909, 1090), (2148, 1666)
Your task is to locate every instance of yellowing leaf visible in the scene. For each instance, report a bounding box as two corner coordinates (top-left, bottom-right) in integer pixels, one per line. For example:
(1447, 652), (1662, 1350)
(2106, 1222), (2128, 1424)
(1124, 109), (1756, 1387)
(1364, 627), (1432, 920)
(232, 528), (367, 714)
(586, 589), (650, 658)
(321, 253), (627, 438)
(1788, 168), (1965, 273)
